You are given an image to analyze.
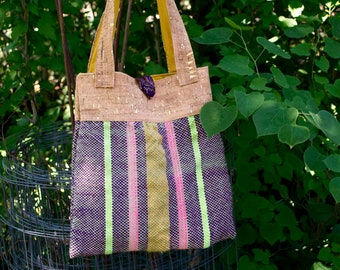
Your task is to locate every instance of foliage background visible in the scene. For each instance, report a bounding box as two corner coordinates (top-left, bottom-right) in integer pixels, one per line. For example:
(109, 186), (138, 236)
(1, 0), (340, 269)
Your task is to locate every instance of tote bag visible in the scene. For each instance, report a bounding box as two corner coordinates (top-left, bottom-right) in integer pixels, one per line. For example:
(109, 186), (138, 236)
(70, 0), (236, 258)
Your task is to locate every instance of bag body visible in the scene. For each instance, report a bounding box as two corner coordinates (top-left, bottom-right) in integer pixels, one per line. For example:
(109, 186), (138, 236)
(70, 0), (236, 258)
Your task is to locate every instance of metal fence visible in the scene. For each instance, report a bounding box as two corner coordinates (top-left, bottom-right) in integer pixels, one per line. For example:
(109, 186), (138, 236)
(0, 122), (235, 270)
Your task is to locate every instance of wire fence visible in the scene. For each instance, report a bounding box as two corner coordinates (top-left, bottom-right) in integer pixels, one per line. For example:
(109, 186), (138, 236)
(0, 122), (236, 270)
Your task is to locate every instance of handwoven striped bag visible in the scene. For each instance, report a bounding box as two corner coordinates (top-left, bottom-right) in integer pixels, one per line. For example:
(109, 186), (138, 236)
(70, 0), (236, 258)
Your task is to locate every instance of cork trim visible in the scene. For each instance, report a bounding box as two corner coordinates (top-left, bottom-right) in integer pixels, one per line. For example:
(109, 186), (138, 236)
(74, 66), (211, 122)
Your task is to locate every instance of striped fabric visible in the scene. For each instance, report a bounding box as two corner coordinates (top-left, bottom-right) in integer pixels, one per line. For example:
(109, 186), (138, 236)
(70, 115), (236, 258)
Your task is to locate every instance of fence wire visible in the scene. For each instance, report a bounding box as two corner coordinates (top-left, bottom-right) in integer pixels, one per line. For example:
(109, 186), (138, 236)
(0, 122), (236, 270)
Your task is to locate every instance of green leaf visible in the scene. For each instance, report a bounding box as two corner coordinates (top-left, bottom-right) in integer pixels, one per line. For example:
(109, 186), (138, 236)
(250, 77), (272, 91)
(237, 224), (257, 246)
(256, 37), (291, 59)
(224, 17), (255, 31)
(304, 146), (327, 172)
(234, 90), (264, 118)
(324, 38), (340, 59)
(275, 204), (297, 227)
(307, 202), (334, 223)
(314, 75), (329, 85)
(10, 86), (27, 107)
(325, 79), (340, 98)
(27, 3), (39, 15)
(44, 107), (61, 123)
(271, 66), (289, 88)
(323, 155), (340, 173)
(331, 224), (340, 243)
(309, 110), (340, 145)
(329, 177), (340, 203)
(284, 25), (314, 38)
(239, 194), (270, 218)
(182, 15), (204, 38)
(317, 247), (333, 263)
(313, 262), (333, 270)
(211, 84), (227, 104)
(253, 101), (299, 137)
(291, 43), (313, 56)
(37, 13), (57, 40)
(218, 54), (254, 76)
(11, 20), (28, 39)
(253, 249), (270, 265)
(315, 56), (330, 72)
(192, 27), (233, 45)
(330, 16), (340, 39)
(0, 8), (4, 22)
(200, 101), (238, 137)
(278, 124), (310, 148)
(238, 256), (257, 270)
(144, 61), (167, 75)
(260, 222), (285, 245)
(16, 116), (30, 127)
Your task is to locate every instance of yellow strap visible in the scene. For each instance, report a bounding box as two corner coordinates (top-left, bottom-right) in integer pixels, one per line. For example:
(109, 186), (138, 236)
(156, 0), (176, 74)
(88, 0), (121, 73)
(88, 0), (176, 74)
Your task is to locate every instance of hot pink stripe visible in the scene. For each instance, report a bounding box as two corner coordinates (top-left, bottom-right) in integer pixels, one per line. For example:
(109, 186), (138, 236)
(165, 121), (189, 249)
(127, 122), (139, 250)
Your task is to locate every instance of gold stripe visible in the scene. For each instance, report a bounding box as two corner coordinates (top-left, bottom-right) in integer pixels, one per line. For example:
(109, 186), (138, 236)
(144, 122), (170, 252)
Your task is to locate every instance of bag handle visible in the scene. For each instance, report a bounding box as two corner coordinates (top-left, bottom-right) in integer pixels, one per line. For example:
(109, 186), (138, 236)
(88, 0), (199, 88)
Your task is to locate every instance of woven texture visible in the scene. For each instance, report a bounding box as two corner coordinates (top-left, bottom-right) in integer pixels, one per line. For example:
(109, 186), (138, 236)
(70, 0), (236, 259)
(70, 116), (235, 258)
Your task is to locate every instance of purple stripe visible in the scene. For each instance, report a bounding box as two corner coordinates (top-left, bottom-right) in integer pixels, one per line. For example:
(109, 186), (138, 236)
(172, 117), (204, 249)
(70, 121), (106, 257)
(194, 116), (236, 242)
(134, 122), (148, 250)
(110, 122), (129, 252)
(157, 123), (180, 249)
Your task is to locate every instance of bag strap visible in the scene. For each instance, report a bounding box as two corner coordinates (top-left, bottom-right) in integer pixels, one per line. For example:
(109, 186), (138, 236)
(88, 0), (199, 88)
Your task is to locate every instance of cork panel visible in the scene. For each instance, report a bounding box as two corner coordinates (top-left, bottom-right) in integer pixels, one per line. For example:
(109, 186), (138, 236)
(74, 66), (212, 122)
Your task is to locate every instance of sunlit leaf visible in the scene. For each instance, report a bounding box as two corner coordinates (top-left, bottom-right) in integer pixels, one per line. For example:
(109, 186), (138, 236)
(284, 25), (314, 38)
(218, 54), (254, 76)
(329, 177), (340, 203)
(315, 57), (330, 72)
(271, 66), (289, 88)
(325, 79), (340, 98)
(291, 43), (313, 56)
(330, 16), (340, 39)
(224, 17), (255, 31)
(250, 77), (272, 91)
(192, 27), (233, 45)
(234, 90), (264, 118)
(200, 101), (238, 137)
(323, 155), (340, 173)
(253, 101), (299, 136)
(309, 110), (340, 145)
(304, 146), (327, 171)
(256, 37), (291, 59)
(278, 124), (310, 148)
(324, 38), (340, 59)
(313, 261), (333, 270)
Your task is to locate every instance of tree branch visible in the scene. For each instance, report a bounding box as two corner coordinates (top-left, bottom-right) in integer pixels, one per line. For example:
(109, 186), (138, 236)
(118, 0), (133, 71)
(55, 0), (75, 130)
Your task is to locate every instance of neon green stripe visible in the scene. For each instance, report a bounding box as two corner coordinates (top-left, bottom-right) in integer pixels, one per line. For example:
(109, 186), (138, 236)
(104, 122), (113, 254)
(188, 116), (210, 248)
